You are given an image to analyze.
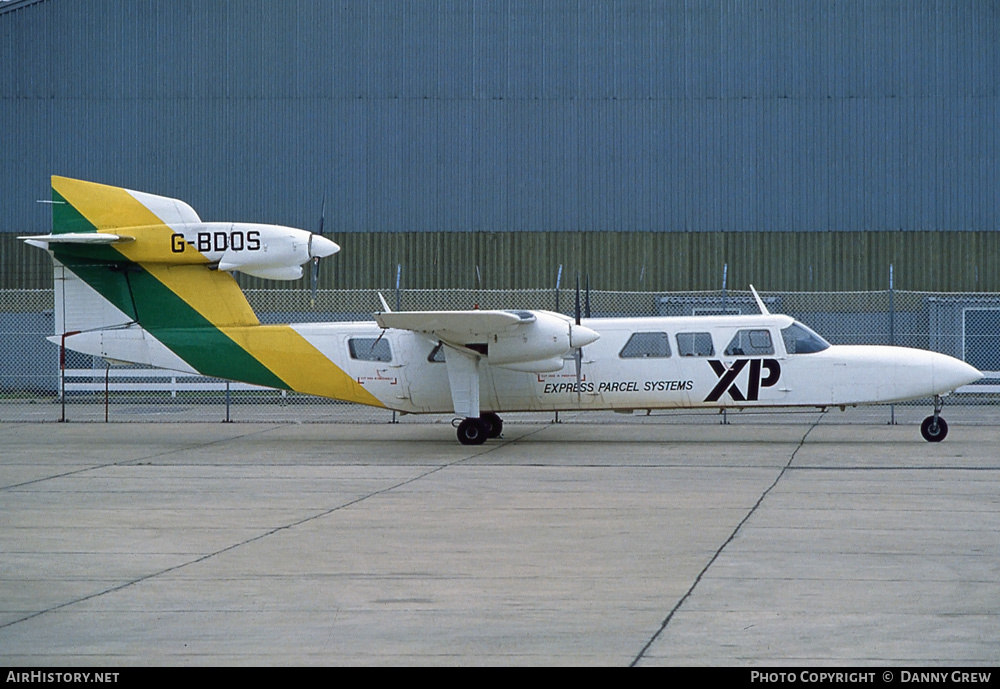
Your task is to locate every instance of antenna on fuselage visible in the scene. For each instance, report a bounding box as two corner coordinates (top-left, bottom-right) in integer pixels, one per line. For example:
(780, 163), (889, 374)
(748, 285), (770, 316)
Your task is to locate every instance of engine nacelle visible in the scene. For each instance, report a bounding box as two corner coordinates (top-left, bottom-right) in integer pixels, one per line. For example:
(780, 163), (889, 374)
(21, 178), (339, 282)
(211, 223), (339, 280)
(487, 311), (599, 366)
(495, 357), (567, 373)
(231, 265), (307, 281)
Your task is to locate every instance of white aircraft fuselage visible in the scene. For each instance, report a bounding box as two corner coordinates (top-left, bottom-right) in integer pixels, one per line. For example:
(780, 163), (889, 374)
(286, 314), (979, 414)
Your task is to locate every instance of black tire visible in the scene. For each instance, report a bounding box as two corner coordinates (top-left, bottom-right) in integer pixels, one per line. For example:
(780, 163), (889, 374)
(457, 418), (489, 445)
(480, 412), (503, 439)
(920, 415), (948, 442)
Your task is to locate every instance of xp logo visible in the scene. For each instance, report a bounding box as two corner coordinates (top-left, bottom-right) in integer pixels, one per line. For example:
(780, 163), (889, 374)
(704, 359), (781, 402)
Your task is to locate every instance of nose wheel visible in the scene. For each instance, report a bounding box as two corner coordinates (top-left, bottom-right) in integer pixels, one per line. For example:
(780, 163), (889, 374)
(920, 395), (948, 442)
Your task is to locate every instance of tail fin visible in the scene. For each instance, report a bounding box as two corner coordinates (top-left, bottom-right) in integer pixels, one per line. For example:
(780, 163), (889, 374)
(24, 176), (260, 332)
(22, 177), (381, 405)
(22, 176), (341, 333)
(50, 175), (202, 233)
(21, 178), (311, 388)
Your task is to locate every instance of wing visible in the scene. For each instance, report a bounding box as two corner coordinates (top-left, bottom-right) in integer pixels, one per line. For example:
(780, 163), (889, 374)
(374, 308), (598, 371)
(373, 309), (531, 345)
(373, 308), (600, 419)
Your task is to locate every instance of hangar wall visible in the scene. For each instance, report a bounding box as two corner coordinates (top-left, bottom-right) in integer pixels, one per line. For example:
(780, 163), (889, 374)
(5, 230), (1000, 292)
(1, 0), (998, 290)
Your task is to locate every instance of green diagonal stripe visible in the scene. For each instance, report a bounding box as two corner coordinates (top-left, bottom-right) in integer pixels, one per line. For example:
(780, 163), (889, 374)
(52, 189), (96, 234)
(54, 251), (289, 390)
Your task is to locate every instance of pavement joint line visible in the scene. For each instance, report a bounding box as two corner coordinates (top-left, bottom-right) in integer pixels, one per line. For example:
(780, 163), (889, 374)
(629, 410), (825, 667)
(114, 424), (290, 465)
(0, 424), (289, 491)
(790, 465), (1000, 471)
(0, 421), (535, 632)
(2, 414), (997, 663)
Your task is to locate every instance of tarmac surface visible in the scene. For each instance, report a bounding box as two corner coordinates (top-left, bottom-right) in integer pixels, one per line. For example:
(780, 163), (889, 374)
(0, 404), (998, 666)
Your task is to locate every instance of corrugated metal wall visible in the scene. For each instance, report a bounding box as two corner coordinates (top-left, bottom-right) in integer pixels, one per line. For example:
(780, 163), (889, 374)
(2, 0), (998, 289)
(6, 230), (1000, 292)
(319, 230), (1000, 292)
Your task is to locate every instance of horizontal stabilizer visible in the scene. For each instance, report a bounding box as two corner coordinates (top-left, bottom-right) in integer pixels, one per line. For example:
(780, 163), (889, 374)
(19, 232), (134, 249)
(46, 328), (198, 374)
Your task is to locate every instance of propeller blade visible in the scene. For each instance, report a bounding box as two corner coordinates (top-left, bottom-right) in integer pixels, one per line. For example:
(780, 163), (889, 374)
(309, 196), (329, 308)
(575, 273), (581, 326)
(310, 257), (319, 306)
(575, 347), (583, 400)
(575, 273), (584, 400)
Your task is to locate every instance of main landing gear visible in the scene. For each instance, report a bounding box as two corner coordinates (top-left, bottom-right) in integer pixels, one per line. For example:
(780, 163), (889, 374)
(455, 412), (504, 445)
(920, 395), (948, 443)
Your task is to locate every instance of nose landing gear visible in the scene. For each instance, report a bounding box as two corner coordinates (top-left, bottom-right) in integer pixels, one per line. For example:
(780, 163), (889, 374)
(920, 395), (948, 442)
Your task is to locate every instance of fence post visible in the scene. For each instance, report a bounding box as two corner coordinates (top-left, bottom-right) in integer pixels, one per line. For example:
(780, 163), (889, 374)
(395, 264), (402, 311)
(554, 264), (562, 313)
(889, 264), (896, 425)
(721, 264), (729, 425)
(59, 330), (80, 422)
(104, 363), (110, 422)
(60, 339), (66, 422)
(721, 263), (728, 310)
(393, 264), (402, 424)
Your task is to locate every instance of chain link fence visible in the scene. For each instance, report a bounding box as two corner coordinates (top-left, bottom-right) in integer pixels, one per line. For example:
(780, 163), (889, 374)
(2, 287), (998, 421)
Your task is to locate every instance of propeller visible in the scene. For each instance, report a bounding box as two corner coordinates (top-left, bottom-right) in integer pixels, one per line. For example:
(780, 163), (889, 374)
(310, 196), (328, 307)
(573, 273), (584, 398)
(567, 273), (597, 400)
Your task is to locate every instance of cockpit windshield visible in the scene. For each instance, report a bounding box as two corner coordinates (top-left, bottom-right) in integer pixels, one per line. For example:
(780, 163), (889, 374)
(781, 321), (831, 354)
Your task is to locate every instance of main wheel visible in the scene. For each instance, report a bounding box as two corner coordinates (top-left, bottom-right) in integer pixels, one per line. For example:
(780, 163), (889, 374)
(457, 417), (489, 445)
(480, 412), (503, 439)
(920, 415), (948, 442)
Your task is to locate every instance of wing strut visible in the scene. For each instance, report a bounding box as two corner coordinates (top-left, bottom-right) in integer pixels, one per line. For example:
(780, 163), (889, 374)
(443, 346), (480, 419)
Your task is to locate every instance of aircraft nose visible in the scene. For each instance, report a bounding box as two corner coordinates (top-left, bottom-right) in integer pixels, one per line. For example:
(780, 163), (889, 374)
(309, 233), (340, 259)
(934, 353), (983, 392)
(570, 323), (600, 349)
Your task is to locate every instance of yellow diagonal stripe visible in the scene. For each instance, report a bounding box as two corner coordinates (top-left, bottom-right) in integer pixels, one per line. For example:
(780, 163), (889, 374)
(226, 326), (385, 406)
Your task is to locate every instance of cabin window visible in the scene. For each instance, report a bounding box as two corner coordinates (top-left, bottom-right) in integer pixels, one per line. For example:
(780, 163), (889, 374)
(428, 342), (446, 363)
(780, 322), (830, 354)
(348, 337), (392, 362)
(620, 332), (671, 358)
(676, 332), (715, 357)
(725, 329), (774, 356)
